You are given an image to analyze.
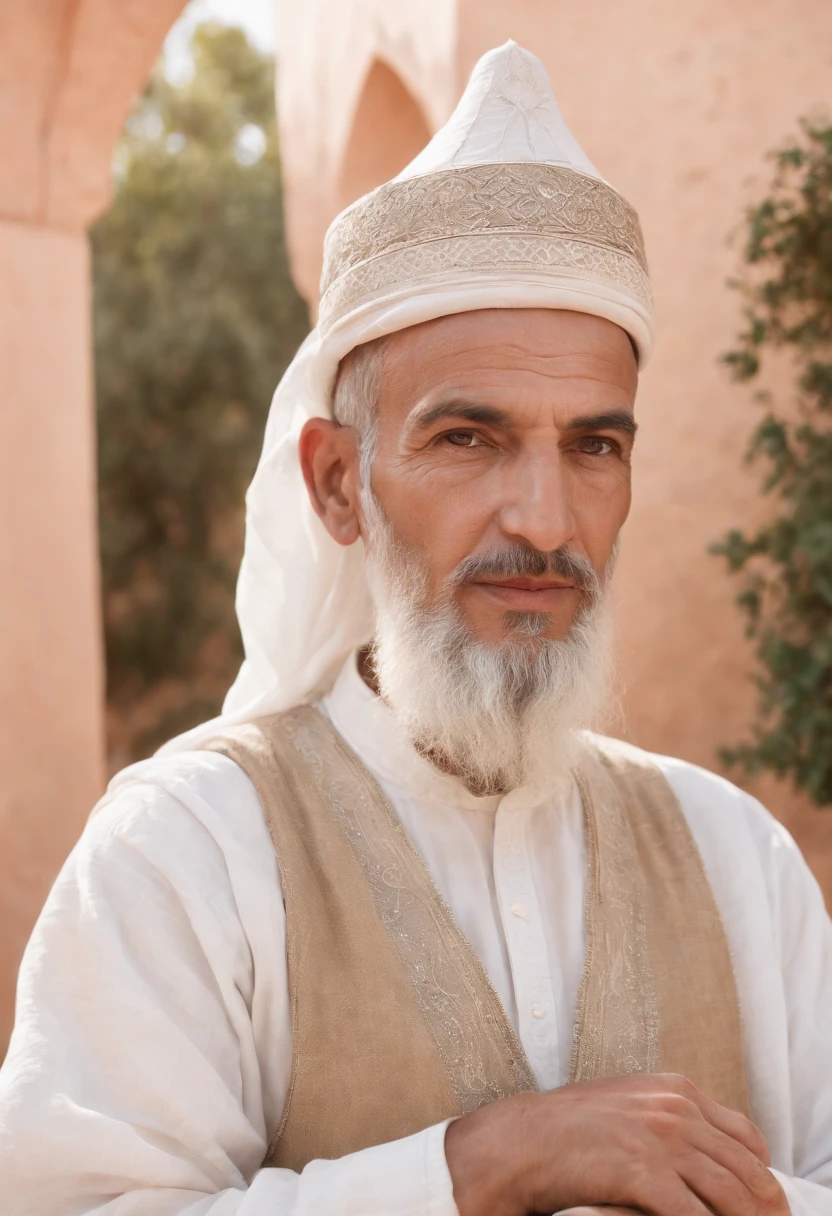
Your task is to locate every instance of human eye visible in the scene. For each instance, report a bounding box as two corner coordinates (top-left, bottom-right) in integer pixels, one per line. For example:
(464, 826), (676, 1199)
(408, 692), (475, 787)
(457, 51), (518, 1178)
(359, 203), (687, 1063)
(574, 435), (619, 456)
(438, 429), (488, 448)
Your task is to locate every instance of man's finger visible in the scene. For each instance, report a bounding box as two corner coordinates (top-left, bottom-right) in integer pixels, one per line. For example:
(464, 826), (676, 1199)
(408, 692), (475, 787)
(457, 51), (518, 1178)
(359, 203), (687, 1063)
(681, 1150), (789, 1216)
(556, 1208), (644, 1215)
(697, 1096), (771, 1167)
(627, 1168), (717, 1216)
(654, 1076), (770, 1167)
(687, 1120), (778, 1197)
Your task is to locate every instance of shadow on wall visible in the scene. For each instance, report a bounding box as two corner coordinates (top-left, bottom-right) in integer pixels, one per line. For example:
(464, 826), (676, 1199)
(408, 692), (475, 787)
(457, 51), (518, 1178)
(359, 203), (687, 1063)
(337, 58), (432, 211)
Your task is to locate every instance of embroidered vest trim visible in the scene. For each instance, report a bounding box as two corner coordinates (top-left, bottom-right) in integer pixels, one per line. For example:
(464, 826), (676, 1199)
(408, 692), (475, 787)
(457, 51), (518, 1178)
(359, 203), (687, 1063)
(201, 708), (749, 1170)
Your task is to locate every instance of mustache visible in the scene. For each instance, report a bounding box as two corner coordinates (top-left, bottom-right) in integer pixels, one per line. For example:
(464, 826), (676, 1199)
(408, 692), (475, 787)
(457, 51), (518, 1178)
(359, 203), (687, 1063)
(449, 546), (601, 595)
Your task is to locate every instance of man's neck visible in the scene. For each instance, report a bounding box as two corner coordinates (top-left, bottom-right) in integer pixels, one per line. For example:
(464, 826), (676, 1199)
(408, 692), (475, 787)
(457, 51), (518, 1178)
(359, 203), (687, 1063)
(355, 644), (513, 797)
(357, 645), (380, 695)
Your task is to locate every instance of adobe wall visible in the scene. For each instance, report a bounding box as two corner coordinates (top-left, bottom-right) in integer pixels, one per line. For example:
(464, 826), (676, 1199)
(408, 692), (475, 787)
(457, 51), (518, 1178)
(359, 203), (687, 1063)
(276, 0), (832, 875)
(0, 0), (186, 1047)
(275, 0), (457, 305)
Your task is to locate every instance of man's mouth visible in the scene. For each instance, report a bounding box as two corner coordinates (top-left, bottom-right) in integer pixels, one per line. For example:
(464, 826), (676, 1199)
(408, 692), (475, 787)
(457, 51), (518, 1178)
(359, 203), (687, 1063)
(481, 578), (576, 592)
(471, 577), (579, 609)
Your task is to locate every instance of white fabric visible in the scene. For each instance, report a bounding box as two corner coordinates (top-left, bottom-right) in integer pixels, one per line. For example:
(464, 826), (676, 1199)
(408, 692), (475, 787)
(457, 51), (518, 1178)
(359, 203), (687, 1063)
(2, 652), (832, 1215)
(159, 41), (652, 754)
(397, 41), (602, 182)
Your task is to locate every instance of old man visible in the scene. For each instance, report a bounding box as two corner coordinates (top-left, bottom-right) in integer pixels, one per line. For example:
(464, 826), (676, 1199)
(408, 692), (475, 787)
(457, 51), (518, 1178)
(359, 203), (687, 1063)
(1, 41), (831, 1216)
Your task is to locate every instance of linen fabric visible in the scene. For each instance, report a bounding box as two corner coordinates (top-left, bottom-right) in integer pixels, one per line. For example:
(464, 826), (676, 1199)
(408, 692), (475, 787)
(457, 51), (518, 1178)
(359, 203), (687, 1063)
(203, 706), (534, 1171)
(2, 654), (832, 1215)
(159, 41), (654, 754)
(200, 705), (747, 1173)
(571, 738), (749, 1113)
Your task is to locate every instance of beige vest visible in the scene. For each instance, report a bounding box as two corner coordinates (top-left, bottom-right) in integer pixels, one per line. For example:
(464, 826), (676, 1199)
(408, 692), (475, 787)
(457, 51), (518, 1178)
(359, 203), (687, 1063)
(203, 706), (749, 1170)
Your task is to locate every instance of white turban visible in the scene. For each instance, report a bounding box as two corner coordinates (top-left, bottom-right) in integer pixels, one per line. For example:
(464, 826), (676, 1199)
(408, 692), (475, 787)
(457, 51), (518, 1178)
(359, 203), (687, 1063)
(162, 41), (653, 752)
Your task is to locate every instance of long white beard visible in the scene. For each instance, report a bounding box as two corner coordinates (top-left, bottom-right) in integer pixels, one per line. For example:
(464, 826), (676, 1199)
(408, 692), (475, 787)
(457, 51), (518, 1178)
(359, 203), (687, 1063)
(361, 492), (615, 797)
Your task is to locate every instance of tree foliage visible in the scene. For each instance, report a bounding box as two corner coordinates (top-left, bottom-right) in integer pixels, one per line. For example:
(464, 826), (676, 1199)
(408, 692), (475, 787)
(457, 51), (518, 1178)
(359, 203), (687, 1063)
(714, 119), (832, 804)
(92, 24), (308, 765)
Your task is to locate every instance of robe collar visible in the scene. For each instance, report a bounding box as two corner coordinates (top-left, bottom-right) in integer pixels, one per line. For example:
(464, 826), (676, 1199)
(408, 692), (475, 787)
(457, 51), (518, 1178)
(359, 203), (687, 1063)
(321, 651), (504, 814)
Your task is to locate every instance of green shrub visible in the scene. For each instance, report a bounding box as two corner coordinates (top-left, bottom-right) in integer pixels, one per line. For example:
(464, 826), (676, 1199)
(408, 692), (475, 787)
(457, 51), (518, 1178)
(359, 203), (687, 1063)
(92, 24), (308, 763)
(714, 119), (832, 804)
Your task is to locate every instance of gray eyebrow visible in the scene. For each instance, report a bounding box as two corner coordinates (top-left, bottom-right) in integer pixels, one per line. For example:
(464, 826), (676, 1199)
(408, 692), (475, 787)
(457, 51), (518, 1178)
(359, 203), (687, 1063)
(568, 410), (638, 436)
(407, 400), (513, 433)
(407, 401), (637, 437)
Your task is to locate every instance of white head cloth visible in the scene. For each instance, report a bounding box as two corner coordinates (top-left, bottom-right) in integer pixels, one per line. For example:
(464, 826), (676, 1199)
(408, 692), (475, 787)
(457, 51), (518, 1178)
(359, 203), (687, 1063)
(162, 41), (653, 752)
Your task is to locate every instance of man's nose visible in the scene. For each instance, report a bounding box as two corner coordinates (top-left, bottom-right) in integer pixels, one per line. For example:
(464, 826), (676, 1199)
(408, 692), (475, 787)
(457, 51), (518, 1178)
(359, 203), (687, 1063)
(496, 452), (577, 553)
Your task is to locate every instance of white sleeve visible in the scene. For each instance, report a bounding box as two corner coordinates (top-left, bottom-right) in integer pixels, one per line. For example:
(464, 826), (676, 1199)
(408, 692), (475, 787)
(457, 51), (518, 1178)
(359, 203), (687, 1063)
(770, 826), (832, 1216)
(775, 1173), (832, 1216)
(654, 756), (832, 1215)
(0, 759), (459, 1216)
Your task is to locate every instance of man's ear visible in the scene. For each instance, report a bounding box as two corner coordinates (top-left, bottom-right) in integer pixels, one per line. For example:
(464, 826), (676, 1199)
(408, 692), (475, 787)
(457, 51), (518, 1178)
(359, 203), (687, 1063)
(299, 417), (362, 546)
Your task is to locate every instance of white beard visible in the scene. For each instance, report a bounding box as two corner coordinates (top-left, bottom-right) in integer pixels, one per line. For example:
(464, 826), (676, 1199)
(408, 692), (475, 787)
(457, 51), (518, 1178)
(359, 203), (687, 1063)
(361, 491), (616, 797)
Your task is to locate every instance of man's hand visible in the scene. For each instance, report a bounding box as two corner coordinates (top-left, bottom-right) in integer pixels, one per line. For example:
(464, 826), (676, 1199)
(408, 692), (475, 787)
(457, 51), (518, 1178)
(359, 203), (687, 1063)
(556, 1209), (645, 1216)
(444, 1072), (789, 1216)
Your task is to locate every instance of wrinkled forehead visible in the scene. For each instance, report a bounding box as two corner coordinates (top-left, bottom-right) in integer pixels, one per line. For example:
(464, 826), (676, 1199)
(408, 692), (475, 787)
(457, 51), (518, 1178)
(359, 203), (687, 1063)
(375, 308), (639, 404)
(384, 306), (635, 356)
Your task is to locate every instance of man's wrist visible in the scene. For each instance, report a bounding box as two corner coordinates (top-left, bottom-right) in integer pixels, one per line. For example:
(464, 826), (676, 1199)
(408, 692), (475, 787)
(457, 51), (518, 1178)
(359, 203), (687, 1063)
(445, 1094), (536, 1216)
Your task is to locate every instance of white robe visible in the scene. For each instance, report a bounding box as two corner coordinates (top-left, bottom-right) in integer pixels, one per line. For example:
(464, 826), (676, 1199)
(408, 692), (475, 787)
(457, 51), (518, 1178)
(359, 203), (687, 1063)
(2, 653), (832, 1216)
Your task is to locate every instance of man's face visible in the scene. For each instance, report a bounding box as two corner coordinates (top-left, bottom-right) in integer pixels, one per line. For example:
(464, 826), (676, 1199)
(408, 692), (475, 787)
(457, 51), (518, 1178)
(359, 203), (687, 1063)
(364, 308), (638, 644)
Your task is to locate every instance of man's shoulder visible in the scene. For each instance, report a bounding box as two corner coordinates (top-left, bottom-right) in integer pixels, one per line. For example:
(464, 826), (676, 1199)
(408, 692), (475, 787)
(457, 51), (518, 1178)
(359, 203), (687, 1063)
(84, 747), (271, 869)
(106, 745), (256, 803)
(586, 734), (817, 929)
(585, 731), (792, 855)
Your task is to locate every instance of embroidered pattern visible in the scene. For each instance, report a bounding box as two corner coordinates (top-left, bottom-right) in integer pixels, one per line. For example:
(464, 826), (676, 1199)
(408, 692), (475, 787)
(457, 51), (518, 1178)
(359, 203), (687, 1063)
(571, 740), (661, 1082)
(281, 706), (537, 1111)
(318, 163), (650, 331)
(203, 709), (749, 1143)
(319, 234), (651, 333)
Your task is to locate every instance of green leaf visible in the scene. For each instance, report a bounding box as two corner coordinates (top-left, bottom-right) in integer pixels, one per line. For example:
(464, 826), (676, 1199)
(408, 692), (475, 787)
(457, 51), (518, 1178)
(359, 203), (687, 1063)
(93, 23), (309, 762)
(716, 114), (832, 807)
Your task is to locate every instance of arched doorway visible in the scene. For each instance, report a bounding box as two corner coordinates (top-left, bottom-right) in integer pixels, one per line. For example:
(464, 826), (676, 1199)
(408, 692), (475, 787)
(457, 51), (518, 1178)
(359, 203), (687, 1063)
(337, 58), (432, 211)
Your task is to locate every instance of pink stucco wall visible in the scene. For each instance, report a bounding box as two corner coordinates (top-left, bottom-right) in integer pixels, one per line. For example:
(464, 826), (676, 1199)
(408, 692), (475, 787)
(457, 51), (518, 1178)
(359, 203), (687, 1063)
(0, 0), (186, 1047)
(0, 222), (104, 1031)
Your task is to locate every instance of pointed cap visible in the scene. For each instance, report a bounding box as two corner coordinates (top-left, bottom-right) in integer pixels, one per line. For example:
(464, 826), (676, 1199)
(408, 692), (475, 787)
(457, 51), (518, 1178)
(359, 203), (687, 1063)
(399, 41), (601, 179)
(317, 42), (652, 364)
